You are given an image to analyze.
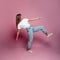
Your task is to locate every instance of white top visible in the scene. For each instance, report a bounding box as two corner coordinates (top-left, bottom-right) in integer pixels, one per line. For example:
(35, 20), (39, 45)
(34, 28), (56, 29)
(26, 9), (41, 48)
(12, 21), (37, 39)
(18, 18), (30, 29)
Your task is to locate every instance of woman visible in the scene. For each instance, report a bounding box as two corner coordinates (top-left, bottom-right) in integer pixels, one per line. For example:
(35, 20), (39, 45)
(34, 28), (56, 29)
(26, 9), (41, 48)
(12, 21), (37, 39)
(16, 13), (53, 53)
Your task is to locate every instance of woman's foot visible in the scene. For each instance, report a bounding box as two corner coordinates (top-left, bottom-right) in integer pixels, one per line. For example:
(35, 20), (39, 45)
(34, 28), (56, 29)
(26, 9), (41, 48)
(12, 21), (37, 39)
(27, 48), (32, 53)
(47, 33), (53, 37)
(27, 50), (32, 53)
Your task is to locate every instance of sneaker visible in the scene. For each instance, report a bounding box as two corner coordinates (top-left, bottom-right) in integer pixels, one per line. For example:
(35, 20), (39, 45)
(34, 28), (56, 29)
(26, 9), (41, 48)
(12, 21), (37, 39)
(27, 50), (32, 53)
(47, 33), (53, 37)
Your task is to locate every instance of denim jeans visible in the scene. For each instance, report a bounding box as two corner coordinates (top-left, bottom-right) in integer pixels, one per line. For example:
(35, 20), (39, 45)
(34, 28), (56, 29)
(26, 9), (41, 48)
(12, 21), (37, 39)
(27, 26), (47, 49)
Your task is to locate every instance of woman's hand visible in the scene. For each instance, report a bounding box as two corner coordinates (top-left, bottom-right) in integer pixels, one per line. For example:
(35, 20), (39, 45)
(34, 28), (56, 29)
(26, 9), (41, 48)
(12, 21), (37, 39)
(16, 29), (20, 41)
(16, 37), (18, 41)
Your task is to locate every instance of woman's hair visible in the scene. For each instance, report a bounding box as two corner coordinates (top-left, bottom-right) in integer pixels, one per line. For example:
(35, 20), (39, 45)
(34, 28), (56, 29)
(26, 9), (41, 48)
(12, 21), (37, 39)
(16, 13), (21, 27)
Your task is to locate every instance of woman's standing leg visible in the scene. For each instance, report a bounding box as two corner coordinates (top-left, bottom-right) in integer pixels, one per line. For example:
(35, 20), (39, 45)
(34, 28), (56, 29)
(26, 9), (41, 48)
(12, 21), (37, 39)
(27, 27), (33, 53)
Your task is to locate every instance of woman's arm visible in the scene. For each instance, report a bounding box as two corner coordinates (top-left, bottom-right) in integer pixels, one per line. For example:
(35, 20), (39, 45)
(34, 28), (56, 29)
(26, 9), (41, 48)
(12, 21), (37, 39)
(29, 17), (41, 21)
(16, 29), (20, 40)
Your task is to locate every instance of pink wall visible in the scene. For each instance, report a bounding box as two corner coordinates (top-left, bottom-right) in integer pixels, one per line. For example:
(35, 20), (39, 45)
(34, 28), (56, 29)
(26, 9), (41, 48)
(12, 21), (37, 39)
(0, 0), (60, 53)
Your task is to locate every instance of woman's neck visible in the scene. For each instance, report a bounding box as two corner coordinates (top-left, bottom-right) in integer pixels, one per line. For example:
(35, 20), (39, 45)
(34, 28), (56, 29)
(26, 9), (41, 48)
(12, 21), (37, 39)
(21, 17), (24, 20)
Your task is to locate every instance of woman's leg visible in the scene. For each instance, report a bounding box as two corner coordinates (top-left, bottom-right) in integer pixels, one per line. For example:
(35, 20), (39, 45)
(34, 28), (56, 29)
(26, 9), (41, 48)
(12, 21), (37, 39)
(27, 27), (33, 51)
(32, 26), (53, 37)
(32, 26), (48, 35)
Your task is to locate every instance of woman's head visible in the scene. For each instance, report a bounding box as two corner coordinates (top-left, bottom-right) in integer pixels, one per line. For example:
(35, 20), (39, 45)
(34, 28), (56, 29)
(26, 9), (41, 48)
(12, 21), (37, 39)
(16, 13), (22, 26)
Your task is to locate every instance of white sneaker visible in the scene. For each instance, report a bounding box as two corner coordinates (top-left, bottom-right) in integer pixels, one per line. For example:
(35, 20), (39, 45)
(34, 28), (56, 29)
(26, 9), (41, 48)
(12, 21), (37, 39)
(47, 33), (53, 37)
(27, 50), (32, 54)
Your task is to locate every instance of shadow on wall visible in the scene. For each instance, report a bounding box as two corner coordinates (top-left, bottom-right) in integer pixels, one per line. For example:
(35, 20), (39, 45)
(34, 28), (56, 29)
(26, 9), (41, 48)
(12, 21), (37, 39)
(57, 32), (60, 54)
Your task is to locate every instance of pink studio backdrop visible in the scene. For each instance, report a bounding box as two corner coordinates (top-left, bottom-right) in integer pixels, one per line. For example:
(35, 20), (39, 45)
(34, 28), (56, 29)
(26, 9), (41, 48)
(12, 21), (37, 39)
(0, 0), (60, 60)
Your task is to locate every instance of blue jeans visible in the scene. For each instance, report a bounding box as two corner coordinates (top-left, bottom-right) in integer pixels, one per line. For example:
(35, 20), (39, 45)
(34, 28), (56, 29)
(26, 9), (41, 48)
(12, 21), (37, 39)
(27, 26), (47, 49)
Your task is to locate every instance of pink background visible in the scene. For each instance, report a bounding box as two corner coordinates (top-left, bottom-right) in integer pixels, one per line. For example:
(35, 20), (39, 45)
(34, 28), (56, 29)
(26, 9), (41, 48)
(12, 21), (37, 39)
(0, 0), (60, 60)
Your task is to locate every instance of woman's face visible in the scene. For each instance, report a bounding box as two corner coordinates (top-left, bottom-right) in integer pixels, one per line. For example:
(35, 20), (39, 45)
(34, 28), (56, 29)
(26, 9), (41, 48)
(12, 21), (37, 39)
(21, 16), (23, 20)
